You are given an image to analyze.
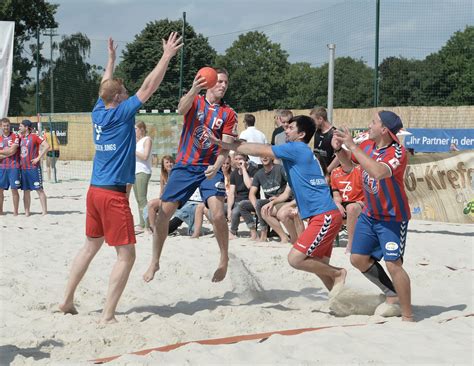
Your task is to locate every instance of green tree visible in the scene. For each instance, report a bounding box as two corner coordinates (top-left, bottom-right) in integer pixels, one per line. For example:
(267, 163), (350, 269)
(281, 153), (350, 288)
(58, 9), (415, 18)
(379, 57), (424, 106)
(331, 57), (373, 108)
(283, 62), (325, 109)
(117, 19), (216, 110)
(217, 31), (290, 112)
(422, 26), (474, 106)
(39, 33), (102, 113)
(0, 0), (57, 115)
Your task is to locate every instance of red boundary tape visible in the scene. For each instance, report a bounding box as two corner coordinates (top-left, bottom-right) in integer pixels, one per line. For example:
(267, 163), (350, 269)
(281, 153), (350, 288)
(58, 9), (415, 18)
(91, 313), (473, 364)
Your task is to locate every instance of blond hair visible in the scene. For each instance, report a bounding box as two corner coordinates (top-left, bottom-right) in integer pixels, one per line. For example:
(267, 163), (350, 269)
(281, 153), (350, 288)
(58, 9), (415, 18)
(99, 78), (124, 104)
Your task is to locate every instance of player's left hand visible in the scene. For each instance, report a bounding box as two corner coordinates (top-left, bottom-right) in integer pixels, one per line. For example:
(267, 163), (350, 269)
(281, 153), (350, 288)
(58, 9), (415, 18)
(205, 164), (218, 179)
(31, 157), (40, 165)
(333, 126), (356, 150)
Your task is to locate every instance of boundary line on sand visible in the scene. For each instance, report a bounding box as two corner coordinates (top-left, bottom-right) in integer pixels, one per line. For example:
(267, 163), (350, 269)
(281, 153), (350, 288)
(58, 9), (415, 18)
(91, 313), (472, 364)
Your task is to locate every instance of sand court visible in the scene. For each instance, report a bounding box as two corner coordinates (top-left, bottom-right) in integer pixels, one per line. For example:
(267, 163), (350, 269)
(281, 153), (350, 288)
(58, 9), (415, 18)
(0, 179), (472, 364)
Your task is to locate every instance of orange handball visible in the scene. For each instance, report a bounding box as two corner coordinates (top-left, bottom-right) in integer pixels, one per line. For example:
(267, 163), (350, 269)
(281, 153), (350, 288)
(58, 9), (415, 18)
(197, 67), (218, 89)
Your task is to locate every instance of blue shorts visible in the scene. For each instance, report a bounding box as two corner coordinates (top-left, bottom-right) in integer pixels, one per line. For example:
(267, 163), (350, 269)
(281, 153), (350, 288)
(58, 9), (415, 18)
(352, 213), (408, 261)
(161, 164), (225, 208)
(21, 167), (43, 191)
(0, 168), (21, 190)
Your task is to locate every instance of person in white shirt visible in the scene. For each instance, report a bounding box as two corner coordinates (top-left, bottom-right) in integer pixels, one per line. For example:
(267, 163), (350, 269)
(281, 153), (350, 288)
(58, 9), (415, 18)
(133, 120), (153, 232)
(239, 114), (267, 168)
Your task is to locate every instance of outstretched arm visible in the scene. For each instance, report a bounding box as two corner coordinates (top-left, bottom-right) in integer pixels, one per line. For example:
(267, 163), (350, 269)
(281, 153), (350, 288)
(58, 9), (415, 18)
(136, 32), (183, 104)
(210, 136), (275, 159)
(101, 37), (117, 84)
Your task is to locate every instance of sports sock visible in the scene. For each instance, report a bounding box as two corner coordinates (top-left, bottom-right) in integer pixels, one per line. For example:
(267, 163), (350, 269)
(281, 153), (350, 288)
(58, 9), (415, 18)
(362, 261), (397, 297)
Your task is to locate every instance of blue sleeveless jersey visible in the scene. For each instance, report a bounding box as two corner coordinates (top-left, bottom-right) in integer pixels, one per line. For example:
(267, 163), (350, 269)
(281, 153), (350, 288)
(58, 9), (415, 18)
(90, 95), (142, 185)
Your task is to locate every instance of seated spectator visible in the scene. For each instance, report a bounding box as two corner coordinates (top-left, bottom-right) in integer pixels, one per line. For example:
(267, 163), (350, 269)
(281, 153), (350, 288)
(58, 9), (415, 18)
(173, 189), (211, 238)
(222, 155), (232, 197)
(147, 155), (174, 232)
(144, 188), (211, 237)
(241, 156), (288, 241)
(259, 185), (294, 243)
(330, 162), (364, 253)
(227, 152), (258, 239)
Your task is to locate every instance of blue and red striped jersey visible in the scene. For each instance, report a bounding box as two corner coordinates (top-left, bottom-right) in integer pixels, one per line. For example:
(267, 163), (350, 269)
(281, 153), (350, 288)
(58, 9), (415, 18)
(19, 133), (44, 169)
(175, 95), (238, 166)
(353, 140), (411, 222)
(0, 132), (20, 169)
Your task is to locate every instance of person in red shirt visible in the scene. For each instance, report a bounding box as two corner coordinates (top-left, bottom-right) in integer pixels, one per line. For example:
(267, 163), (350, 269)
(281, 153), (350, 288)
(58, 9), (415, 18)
(143, 68), (237, 284)
(330, 163), (364, 253)
(0, 118), (21, 215)
(333, 111), (413, 322)
(18, 120), (49, 216)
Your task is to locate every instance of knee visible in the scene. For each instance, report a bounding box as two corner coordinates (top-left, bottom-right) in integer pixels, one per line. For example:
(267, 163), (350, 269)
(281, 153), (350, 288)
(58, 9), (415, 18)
(350, 254), (369, 271)
(276, 210), (286, 222)
(346, 204), (361, 217)
(211, 210), (226, 224)
(385, 260), (402, 274)
(119, 247), (136, 264)
(287, 251), (302, 269)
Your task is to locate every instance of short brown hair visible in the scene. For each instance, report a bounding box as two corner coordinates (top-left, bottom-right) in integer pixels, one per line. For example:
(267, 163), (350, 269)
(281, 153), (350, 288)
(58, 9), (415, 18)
(99, 78), (124, 104)
(0, 118), (10, 124)
(244, 114), (255, 126)
(215, 68), (229, 77)
(310, 107), (327, 121)
(135, 121), (147, 134)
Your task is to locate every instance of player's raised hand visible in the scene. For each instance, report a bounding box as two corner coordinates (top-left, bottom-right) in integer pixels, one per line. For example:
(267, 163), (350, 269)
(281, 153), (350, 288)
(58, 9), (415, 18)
(107, 37), (117, 62)
(333, 126), (355, 150)
(162, 32), (183, 58)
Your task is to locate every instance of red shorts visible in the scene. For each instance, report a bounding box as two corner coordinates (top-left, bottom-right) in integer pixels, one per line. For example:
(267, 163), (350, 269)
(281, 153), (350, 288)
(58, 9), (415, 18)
(293, 210), (342, 258)
(86, 186), (136, 246)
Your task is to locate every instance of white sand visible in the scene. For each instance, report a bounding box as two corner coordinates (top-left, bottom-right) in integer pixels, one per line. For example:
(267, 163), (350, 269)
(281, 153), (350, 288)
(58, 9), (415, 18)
(0, 179), (472, 365)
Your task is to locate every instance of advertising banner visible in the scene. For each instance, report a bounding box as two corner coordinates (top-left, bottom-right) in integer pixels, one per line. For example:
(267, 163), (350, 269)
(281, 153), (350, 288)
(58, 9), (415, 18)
(405, 128), (474, 152)
(405, 151), (473, 223)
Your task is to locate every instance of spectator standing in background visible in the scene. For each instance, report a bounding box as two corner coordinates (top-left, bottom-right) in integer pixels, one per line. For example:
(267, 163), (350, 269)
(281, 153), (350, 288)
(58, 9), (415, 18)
(133, 121), (153, 233)
(239, 113), (267, 168)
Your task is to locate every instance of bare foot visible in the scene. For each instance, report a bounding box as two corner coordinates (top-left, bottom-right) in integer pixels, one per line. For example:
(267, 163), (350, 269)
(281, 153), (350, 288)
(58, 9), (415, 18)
(13, 212), (18, 216)
(42, 212), (47, 216)
(99, 316), (118, 325)
(229, 232), (237, 240)
(402, 314), (415, 322)
(279, 236), (289, 244)
(212, 264), (228, 282)
(329, 268), (347, 297)
(143, 262), (160, 282)
(25, 211), (30, 217)
(59, 302), (78, 315)
(191, 234), (200, 239)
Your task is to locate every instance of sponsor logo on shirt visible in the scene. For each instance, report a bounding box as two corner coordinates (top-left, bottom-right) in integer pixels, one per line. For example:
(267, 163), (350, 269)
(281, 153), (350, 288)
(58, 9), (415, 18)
(362, 170), (379, 194)
(193, 125), (212, 150)
(388, 157), (401, 169)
